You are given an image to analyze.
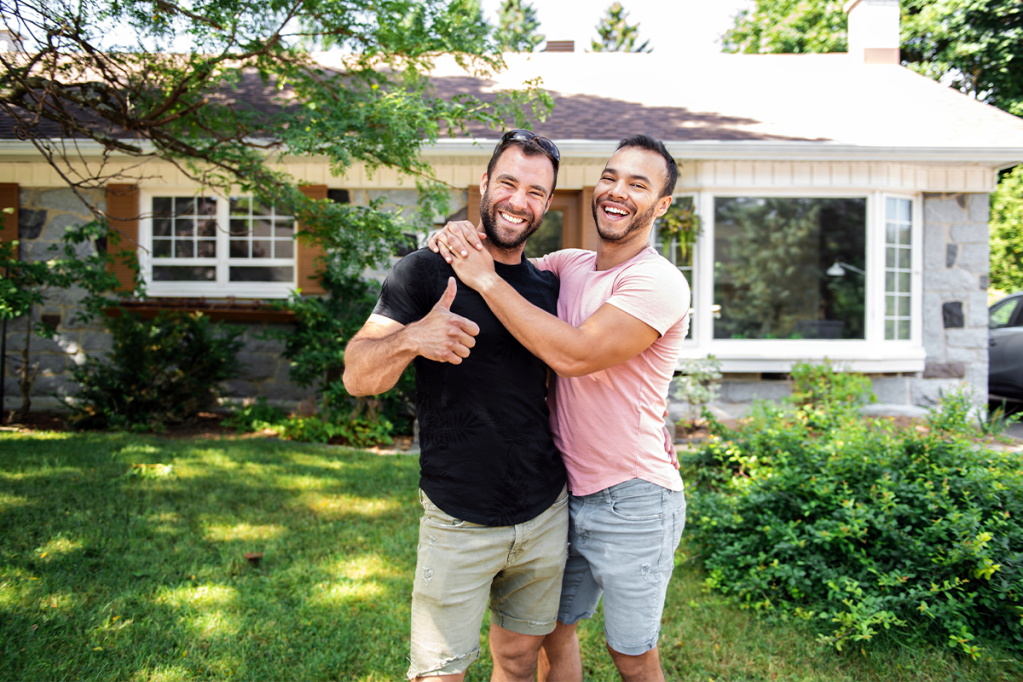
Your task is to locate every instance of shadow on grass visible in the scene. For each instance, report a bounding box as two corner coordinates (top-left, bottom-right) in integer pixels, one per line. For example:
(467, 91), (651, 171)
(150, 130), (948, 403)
(0, 434), (422, 681)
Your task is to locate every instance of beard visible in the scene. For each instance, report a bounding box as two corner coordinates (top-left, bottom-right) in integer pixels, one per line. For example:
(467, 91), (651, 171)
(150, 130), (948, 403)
(592, 194), (659, 243)
(480, 190), (544, 251)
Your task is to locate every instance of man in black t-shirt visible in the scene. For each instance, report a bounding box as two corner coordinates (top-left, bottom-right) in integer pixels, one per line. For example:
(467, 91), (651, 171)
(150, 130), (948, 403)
(344, 131), (567, 682)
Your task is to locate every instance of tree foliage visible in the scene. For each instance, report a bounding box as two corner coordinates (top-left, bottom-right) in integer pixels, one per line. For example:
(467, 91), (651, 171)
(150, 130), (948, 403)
(990, 165), (1023, 293)
(495, 0), (544, 53)
(0, 0), (551, 272)
(722, 0), (847, 54)
(591, 2), (651, 53)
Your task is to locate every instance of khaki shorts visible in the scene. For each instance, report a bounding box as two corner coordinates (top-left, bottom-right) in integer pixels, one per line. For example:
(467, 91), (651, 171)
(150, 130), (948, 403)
(407, 487), (569, 680)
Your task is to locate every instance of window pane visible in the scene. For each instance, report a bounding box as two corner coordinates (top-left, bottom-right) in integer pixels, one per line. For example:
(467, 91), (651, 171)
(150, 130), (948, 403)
(153, 266), (216, 281)
(153, 198), (173, 217)
(175, 241), (194, 258)
(990, 298), (1020, 329)
(153, 239), (171, 257)
(898, 320), (910, 339)
(197, 219), (217, 238)
(197, 240), (216, 258)
(196, 197), (217, 216)
(229, 266), (294, 282)
(175, 218), (194, 237)
(230, 239), (249, 258)
(898, 295), (911, 317)
(884, 198), (913, 340)
(898, 247), (911, 269)
(229, 219), (249, 236)
(153, 218), (172, 237)
(899, 272), (910, 292)
(253, 200), (273, 216)
(885, 319), (895, 340)
(174, 198), (194, 216)
(253, 219), (272, 238)
(274, 219), (295, 238)
(230, 197), (251, 215)
(252, 240), (271, 258)
(713, 197), (866, 340)
(898, 223), (911, 246)
(524, 210), (563, 259)
(275, 240), (294, 259)
(886, 295), (896, 317)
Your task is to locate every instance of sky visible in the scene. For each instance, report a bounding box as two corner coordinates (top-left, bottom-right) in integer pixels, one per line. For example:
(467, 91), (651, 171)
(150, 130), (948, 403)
(478, 0), (753, 56)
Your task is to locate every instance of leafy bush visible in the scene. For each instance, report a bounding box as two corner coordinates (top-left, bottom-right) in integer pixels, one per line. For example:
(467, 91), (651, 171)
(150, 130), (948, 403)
(789, 359), (875, 411)
(673, 355), (722, 423)
(223, 397), (287, 434)
(271, 262), (415, 435)
(684, 392), (1023, 658)
(277, 415), (393, 448)
(67, 312), (243, 431)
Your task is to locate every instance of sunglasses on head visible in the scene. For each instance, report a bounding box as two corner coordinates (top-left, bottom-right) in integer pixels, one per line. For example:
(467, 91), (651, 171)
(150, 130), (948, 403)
(497, 129), (561, 162)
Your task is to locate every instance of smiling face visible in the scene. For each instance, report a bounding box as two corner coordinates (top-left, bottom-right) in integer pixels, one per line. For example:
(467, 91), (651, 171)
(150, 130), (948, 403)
(592, 146), (673, 244)
(479, 145), (556, 252)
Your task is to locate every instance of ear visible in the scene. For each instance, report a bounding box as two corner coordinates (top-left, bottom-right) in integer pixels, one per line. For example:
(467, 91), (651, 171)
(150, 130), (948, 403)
(480, 172), (489, 197)
(653, 194), (673, 219)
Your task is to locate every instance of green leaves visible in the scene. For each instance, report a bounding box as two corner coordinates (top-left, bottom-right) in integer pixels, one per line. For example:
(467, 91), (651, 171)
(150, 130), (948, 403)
(591, 2), (651, 53)
(991, 165), (1023, 293)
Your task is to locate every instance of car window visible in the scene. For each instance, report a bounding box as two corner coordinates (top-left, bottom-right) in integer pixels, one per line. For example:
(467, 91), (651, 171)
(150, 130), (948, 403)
(990, 297), (1022, 329)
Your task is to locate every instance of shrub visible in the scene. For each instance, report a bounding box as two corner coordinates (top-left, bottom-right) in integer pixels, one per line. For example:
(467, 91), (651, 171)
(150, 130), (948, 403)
(223, 397), (287, 434)
(684, 392), (1023, 658)
(277, 415), (393, 448)
(67, 312), (243, 431)
(673, 355), (722, 423)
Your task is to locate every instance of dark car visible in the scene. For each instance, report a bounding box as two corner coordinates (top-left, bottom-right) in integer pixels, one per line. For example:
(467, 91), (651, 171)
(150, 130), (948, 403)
(989, 292), (1023, 404)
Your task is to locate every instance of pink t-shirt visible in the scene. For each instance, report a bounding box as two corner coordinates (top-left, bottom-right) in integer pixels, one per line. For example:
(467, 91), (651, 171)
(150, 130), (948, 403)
(536, 247), (691, 496)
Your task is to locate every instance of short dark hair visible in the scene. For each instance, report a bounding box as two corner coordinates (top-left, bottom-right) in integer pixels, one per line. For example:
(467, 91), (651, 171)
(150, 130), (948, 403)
(616, 134), (677, 198)
(486, 135), (560, 195)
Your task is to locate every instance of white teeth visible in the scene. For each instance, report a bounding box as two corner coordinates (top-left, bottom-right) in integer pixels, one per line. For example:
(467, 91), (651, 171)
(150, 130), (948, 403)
(604, 206), (628, 215)
(500, 212), (524, 224)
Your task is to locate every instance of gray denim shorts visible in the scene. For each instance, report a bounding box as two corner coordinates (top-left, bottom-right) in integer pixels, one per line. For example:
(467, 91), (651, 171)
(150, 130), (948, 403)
(407, 487), (569, 679)
(557, 478), (686, 656)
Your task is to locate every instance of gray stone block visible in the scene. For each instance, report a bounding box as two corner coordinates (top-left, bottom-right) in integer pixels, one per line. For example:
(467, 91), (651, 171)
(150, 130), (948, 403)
(945, 244), (958, 268)
(923, 362), (965, 378)
(945, 347), (980, 363)
(221, 379), (257, 398)
(366, 189), (420, 207)
(968, 194), (990, 223)
(3, 333), (71, 354)
(80, 331), (113, 351)
(945, 328), (987, 349)
(969, 292), (990, 329)
(719, 380), (791, 403)
(870, 376), (909, 405)
(942, 302), (964, 328)
(237, 353), (279, 380)
(262, 382), (314, 402)
(241, 335), (287, 354)
(922, 227), (946, 270)
(979, 275), (990, 290)
(861, 403), (929, 418)
(47, 285), (90, 307)
(41, 212), (90, 242)
(924, 268), (978, 292)
(924, 196), (967, 224)
(966, 362), (988, 396)
(950, 223), (989, 244)
(36, 188), (94, 214)
(30, 374), (79, 397)
(911, 378), (961, 407)
(18, 209), (46, 240)
(18, 240), (59, 262)
(957, 243), (990, 274)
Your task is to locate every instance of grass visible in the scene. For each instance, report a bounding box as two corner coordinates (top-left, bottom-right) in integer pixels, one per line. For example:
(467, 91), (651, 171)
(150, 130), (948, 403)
(1, 432), (1021, 681)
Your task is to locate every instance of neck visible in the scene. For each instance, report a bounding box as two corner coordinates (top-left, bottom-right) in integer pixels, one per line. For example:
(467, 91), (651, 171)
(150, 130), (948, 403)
(481, 228), (525, 265)
(594, 226), (652, 271)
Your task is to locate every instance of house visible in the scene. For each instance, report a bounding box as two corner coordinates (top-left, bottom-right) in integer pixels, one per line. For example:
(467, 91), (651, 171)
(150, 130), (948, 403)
(2, 0), (1021, 414)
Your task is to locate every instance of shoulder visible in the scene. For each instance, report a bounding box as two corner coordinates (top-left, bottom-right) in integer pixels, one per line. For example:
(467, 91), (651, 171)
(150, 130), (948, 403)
(621, 249), (689, 288)
(536, 248), (594, 275)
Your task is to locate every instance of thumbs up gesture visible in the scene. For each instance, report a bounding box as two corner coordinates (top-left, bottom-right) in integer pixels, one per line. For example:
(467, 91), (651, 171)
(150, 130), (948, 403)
(409, 277), (480, 364)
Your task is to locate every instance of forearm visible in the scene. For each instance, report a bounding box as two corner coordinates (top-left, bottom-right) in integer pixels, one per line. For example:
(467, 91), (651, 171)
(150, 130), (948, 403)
(476, 277), (594, 377)
(343, 330), (417, 396)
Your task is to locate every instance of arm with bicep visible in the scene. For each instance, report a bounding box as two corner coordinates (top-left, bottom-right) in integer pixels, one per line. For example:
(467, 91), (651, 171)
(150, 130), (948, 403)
(343, 277), (480, 396)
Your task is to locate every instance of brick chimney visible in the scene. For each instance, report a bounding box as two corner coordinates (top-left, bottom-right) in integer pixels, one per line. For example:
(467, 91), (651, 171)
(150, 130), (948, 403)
(844, 0), (900, 65)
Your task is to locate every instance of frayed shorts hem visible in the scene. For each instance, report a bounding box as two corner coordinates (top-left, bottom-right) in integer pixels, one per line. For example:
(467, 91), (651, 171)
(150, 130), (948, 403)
(406, 648), (479, 680)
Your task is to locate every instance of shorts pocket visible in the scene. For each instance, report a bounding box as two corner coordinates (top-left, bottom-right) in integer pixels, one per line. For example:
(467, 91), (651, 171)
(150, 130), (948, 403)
(420, 491), (467, 528)
(609, 482), (664, 522)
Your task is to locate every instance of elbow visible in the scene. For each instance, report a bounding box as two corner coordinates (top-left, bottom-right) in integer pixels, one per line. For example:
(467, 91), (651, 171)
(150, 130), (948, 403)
(342, 367), (371, 397)
(550, 356), (594, 379)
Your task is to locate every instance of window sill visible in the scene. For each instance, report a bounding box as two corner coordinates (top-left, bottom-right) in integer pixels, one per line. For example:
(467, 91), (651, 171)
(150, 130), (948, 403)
(679, 340), (926, 374)
(104, 298), (296, 323)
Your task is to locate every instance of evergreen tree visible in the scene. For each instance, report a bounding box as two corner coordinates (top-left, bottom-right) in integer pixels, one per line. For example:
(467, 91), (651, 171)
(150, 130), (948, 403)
(496, 0), (545, 52)
(591, 2), (651, 53)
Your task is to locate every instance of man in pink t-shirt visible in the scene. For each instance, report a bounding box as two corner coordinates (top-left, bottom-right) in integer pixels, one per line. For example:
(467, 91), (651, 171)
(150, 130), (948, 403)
(431, 135), (690, 682)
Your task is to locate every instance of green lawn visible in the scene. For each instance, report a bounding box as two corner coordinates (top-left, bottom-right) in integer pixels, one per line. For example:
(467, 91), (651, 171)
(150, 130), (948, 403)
(0, 432), (1020, 681)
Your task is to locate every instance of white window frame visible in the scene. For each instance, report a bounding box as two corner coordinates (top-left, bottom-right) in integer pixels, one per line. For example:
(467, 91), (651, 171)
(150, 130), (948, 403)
(680, 188), (925, 373)
(650, 192), (699, 345)
(138, 189), (298, 299)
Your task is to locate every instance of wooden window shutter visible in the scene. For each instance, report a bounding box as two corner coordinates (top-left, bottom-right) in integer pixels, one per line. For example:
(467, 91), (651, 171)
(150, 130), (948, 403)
(0, 183), (18, 245)
(297, 185), (328, 295)
(105, 184), (139, 292)
(581, 186), (599, 251)
(468, 186), (481, 225)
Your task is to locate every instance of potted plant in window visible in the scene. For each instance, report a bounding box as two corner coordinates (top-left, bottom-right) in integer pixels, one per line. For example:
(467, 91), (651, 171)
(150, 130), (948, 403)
(656, 200), (702, 263)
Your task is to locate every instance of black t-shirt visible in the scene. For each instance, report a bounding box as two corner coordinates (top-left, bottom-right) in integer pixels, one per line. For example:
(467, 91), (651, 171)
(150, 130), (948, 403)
(372, 248), (566, 526)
